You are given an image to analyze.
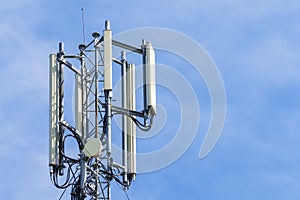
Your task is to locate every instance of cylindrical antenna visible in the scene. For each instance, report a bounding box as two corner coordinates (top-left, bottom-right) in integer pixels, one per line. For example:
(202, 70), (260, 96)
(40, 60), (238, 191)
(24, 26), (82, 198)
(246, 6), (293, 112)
(103, 21), (112, 90)
(142, 41), (156, 115)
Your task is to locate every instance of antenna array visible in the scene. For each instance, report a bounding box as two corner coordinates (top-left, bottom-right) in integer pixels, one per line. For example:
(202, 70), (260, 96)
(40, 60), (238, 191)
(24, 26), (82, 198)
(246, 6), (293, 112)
(49, 21), (156, 199)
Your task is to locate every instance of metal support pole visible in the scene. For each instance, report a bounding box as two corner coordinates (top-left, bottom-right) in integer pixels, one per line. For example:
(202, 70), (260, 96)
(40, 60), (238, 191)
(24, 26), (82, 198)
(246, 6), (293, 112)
(58, 42), (65, 175)
(80, 153), (86, 199)
(104, 20), (113, 200)
(94, 37), (99, 138)
(121, 51), (128, 185)
(79, 51), (87, 200)
(94, 35), (100, 198)
(80, 50), (87, 143)
(105, 90), (113, 200)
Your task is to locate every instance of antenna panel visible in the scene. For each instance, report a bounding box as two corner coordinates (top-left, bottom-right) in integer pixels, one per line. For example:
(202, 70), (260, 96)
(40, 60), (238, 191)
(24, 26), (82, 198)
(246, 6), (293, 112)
(49, 54), (59, 166)
(103, 26), (113, 90)
(126, 63), (136, 175)
(74, 74), (86, 140)
(143, 42), (156, 115)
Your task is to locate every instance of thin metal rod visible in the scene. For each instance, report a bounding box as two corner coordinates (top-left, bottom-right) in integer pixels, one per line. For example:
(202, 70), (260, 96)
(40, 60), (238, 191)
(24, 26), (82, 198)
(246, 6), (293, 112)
(111, 105), (144, 118)
(94, 40), (99, 138)
(80, 51), (87, 142)
(58, 44), (64, 172)
(79, 51), (87, 199)
(104, 21), (112, 200)
(80, 153), (86, 199)
(112, 40), (143, 54)
(105, 90), (112, 200)
(121, 51), (128, 184)
(57, 57), (81, 75)
(94, 38), (100, 199)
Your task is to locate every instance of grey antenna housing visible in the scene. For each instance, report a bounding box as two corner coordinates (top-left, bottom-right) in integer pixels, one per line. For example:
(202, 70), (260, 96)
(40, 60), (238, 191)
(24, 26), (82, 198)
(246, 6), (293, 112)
(143, 41), (156, 116)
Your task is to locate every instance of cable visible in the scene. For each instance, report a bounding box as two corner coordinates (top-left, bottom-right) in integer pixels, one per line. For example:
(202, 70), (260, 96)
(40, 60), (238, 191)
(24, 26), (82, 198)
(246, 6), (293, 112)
(61, 134), (80, 163)
(112, 111), (154, 131)
(115, 177), (130, 200)
(51, 126), (81, 194)
(59, 121), (84, 150)
(123, 188), (130, 200)
(58, 187), (68, 200)
(131, 115), (153, 131)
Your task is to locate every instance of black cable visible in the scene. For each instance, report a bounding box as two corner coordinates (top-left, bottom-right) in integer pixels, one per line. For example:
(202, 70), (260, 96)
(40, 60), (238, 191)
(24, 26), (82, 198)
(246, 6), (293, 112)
(53, 166), (73, 189)
(131, 117), (152, 131)
(52, 135), (82, 193)
(61, 134), (80, 163)
(111, 111), (154, 131)
(114, 176), (130, 200)
(53, 171), (71, 189)
(59, 121), (84, 150)
(58, 187), (68, 200)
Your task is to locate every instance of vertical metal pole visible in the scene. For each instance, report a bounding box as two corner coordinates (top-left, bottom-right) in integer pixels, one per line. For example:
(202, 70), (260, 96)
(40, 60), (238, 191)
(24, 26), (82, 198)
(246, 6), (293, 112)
(82, 55), (89, 146)
(105, 90), (112, 200)
(58, 43), (64, 126)
(121, 51), (128, 184)
(79, 153), (86, 199)
(142, 40), (147, 114)
(131, 63), (137, 178)
(80, 50), (87, 143)
(94, 38), (100, 199)
(58, 42), (65, 174)
(80, 52), (86, 200)
(104, 20), (113, 200)
(94, 39), (99, 138)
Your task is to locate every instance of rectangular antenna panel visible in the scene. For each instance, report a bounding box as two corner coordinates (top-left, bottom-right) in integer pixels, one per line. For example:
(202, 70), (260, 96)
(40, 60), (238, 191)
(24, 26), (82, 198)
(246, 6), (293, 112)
(49, 54), (59, 166)
(74, 74), (86, 141)
(143, 42), (156, 115)
(126, 63), (136, 174)
(103, 29), (112, 90)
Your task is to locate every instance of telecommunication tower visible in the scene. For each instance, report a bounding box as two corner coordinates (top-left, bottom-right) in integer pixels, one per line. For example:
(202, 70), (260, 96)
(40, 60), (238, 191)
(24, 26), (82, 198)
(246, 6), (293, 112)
(49, 21), (156, 199)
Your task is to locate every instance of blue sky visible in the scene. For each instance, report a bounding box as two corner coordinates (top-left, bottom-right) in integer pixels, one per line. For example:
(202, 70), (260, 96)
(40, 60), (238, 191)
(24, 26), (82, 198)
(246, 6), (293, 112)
(1, 0), (300, 199)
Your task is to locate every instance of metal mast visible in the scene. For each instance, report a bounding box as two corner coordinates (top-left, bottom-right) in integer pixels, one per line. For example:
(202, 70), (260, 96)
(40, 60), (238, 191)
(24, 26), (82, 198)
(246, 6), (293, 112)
(49, 21), (156, 200)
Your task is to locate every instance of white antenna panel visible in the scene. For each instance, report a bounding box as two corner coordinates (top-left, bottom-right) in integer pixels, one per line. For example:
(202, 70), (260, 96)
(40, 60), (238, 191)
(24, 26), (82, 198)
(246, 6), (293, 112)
(49, 54), (59, 166)
(143, 42), (156, 115)
(126, 63), (136, 175)
(74, 74), (86, 140)
(103, 23), (113, 90)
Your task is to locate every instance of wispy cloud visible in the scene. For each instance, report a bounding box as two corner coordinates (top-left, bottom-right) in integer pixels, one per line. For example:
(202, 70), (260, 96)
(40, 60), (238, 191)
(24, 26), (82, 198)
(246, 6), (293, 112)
(1, 0), (300, 199)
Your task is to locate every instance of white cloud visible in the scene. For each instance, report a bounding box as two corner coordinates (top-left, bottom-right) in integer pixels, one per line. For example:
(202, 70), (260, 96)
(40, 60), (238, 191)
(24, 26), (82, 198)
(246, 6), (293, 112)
(1, 0), (300, 199)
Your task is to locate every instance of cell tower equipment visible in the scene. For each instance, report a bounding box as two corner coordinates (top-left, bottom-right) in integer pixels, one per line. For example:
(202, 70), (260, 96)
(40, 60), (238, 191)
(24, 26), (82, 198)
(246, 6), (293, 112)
(48, 21), (156, 200)
(143, 41), (156, 116)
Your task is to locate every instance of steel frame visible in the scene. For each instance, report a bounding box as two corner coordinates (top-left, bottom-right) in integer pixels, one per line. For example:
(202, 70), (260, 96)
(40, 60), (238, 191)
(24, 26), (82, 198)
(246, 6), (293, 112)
(49, 21), (155, 200)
